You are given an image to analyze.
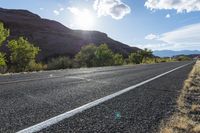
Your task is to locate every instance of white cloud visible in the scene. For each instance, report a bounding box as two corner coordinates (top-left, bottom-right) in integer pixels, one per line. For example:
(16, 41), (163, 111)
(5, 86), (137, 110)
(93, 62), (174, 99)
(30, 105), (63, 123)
(159, 23), (200, 45)
(166, 14), (170, 18)
(145, 34), (159, 40)
(141, 23), (200, 50)
(145, 0), (200, 13)
(93, 0), (131, 20)
(53, 10), (60, 15)
(59, 8), (64, 11)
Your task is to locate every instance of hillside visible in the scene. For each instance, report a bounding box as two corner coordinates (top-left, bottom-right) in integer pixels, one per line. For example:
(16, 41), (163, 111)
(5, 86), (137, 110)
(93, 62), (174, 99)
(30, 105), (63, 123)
(0, 8), (139, 61)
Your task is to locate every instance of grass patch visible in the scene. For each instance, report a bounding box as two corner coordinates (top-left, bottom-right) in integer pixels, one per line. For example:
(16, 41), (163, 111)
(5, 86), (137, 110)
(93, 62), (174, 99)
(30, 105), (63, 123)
(160, 60), (200, 133)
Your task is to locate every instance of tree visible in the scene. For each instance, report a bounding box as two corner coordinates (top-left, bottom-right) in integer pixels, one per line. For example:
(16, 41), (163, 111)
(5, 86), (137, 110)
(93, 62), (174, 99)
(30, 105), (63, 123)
(74, 44), (97, 67)
(8, 37), (40, 72)
(129, 52), (142, 64)
(0, 22), (9, 67)
(113, 53), (124, 65)
(95, 44), (114, 66)
(140, 48), (153, 62)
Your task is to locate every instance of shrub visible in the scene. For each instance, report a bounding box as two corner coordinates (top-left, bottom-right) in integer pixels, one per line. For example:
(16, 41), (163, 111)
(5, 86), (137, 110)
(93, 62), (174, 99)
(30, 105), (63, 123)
(129, 52), (142, 64)
(74, 44), (97, 67)
(8, 37), (40, 72)
(47, 56), (72, 70)
(113, 53), (124, 65)
(0, 22), (9, 72)
(95, 44), (114, 66)
(28, 61), (45, 71)
(177, 56), (191, 61)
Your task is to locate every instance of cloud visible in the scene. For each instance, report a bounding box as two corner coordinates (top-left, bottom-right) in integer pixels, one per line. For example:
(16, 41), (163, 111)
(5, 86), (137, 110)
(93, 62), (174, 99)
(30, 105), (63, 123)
(166, 14), (170, 18)
(145, 0), (200, 13)
(53, 10), (60, 15)
(159, 23), (200, 45)
(141, 23), (200, 50)
(53, 7), (65, 16)
(93, 0), (131, 20)
(145, 34), (159, 40)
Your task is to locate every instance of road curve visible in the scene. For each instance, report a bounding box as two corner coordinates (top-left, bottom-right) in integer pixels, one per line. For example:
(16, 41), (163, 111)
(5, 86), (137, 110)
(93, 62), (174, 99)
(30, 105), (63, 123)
(0, 61), (194, 132)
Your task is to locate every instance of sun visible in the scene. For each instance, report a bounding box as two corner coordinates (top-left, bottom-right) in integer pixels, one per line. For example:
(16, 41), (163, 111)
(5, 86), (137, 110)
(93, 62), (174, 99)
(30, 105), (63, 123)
(74, 9), (95, 30)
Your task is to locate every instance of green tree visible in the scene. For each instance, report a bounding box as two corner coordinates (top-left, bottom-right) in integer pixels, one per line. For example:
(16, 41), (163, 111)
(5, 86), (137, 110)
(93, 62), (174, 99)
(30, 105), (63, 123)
(75, 44), (97, 67)
(129, 52), (143, 64)
(140, 48), (153, 62)
(0, 22), (9, 67)
(113, 53), (124, 65)
(8, 37), (40, 72)
(95, 44), (114, 66)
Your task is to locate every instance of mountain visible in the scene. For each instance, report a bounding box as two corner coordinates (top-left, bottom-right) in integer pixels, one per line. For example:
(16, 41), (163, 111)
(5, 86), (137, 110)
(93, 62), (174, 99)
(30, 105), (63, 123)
(153, 50), (200, 57)
(0, 8), (140, 61)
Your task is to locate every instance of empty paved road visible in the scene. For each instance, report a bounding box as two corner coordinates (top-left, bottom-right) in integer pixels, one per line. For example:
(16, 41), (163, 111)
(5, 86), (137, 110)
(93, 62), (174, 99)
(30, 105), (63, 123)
(0, 61), (194, 133)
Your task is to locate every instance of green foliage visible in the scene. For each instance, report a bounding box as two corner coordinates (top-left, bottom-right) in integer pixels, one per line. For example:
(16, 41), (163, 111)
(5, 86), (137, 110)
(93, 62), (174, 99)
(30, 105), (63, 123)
(8, 37), (40, 72)
(129, 52), (143, 64)
(0, 22), (9, 71)
(0, 52), (6, 67)
(95, 44), (114, 66)
(47, 56), (72, 70)
(75, 44), (118, 67)
(28, 61), (46, 71)
(75, 44), (97, 67)
(113, 53), (124, 65)
(0, 22), (9, 46)
(140, 48), (153, 62)
(176, 56), (191, 61)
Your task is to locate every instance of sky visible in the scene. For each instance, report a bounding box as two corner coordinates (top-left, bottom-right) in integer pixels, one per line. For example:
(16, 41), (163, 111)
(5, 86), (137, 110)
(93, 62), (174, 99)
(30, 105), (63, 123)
(0, 0), (200, 51)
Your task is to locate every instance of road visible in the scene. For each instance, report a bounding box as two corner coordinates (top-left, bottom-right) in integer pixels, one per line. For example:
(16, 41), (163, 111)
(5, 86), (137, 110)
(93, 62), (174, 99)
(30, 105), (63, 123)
(0, 61), (194, 133)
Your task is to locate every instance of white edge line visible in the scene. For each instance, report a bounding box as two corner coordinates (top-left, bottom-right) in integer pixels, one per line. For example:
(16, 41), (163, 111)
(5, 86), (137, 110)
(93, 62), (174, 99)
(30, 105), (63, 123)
(16, 62), (193, 133)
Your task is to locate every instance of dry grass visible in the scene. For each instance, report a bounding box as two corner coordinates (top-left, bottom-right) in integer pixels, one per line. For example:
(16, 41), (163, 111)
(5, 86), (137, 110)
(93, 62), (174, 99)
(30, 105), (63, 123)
(160, 60), (200, 133)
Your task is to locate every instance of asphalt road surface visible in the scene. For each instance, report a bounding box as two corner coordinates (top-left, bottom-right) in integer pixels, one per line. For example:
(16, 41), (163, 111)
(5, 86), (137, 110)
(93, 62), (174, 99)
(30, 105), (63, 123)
(0, 61), (194, 133)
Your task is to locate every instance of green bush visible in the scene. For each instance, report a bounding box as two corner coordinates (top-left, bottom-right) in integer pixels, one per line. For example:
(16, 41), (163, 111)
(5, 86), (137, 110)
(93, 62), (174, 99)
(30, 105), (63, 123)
(176, 56), (191, 61)
(129, 52), (142, 64)
(113, 53), (124, 65)
(28, 61), (46, 71)
(0, 22), (9, 70)
(74, 44), (97, 67)
(8, 37), (40, 72)
(75, 44), (117, 67)
(47, 56), (72, 70)
(95, 44), (114, 66)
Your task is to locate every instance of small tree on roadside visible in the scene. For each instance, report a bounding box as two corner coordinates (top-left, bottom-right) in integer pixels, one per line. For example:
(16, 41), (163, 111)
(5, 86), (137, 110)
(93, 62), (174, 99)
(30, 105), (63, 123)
(129, 52), (143, 64)
(140, 48), (153, 63)
(0, 22), (9, 68)
(95, 44), (114, 66)
(74, 44), (97, 67)
(113, 53), (124, 65)
(8, 37), (40, 72)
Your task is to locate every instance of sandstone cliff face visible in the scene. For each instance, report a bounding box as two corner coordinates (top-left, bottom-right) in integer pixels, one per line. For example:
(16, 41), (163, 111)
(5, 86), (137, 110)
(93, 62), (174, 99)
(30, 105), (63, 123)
(0, 8), (139, 61)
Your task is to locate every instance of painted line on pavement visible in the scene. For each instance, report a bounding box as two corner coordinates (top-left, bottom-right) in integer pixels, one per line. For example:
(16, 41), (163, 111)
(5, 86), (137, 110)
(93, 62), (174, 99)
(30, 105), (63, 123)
(17, 62), (193, 133)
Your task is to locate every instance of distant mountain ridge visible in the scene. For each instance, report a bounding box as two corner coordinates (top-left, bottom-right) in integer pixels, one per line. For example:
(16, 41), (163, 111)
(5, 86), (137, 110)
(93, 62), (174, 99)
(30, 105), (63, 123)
(0, 8), (140, 61)
(153, 50), (200, 57)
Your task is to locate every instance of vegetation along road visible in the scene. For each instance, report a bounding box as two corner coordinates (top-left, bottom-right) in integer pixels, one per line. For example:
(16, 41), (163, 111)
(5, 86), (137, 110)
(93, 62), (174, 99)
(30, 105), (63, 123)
(0, 61), (195, 133)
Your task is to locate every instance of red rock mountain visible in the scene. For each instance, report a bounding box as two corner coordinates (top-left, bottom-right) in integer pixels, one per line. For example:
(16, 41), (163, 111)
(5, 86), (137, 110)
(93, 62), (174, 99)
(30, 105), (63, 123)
(0, 8), (140, 61)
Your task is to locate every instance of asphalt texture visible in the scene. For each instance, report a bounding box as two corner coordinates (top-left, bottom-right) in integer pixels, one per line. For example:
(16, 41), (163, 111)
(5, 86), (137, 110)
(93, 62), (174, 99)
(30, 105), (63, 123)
(0, 62), (194, 133)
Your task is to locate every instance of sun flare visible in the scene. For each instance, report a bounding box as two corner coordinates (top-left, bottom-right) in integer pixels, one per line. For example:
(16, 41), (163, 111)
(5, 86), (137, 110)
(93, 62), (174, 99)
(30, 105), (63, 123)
(73, 9), (95, 30)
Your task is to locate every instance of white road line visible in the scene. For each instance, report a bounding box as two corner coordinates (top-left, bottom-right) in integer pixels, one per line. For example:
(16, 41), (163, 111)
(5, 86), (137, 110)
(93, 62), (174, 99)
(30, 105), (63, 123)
(17, 62), (193, 133)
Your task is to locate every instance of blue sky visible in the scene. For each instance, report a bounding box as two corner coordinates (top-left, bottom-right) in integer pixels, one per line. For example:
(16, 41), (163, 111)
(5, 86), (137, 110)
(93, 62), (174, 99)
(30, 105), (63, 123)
(0, 0), (200, 50)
